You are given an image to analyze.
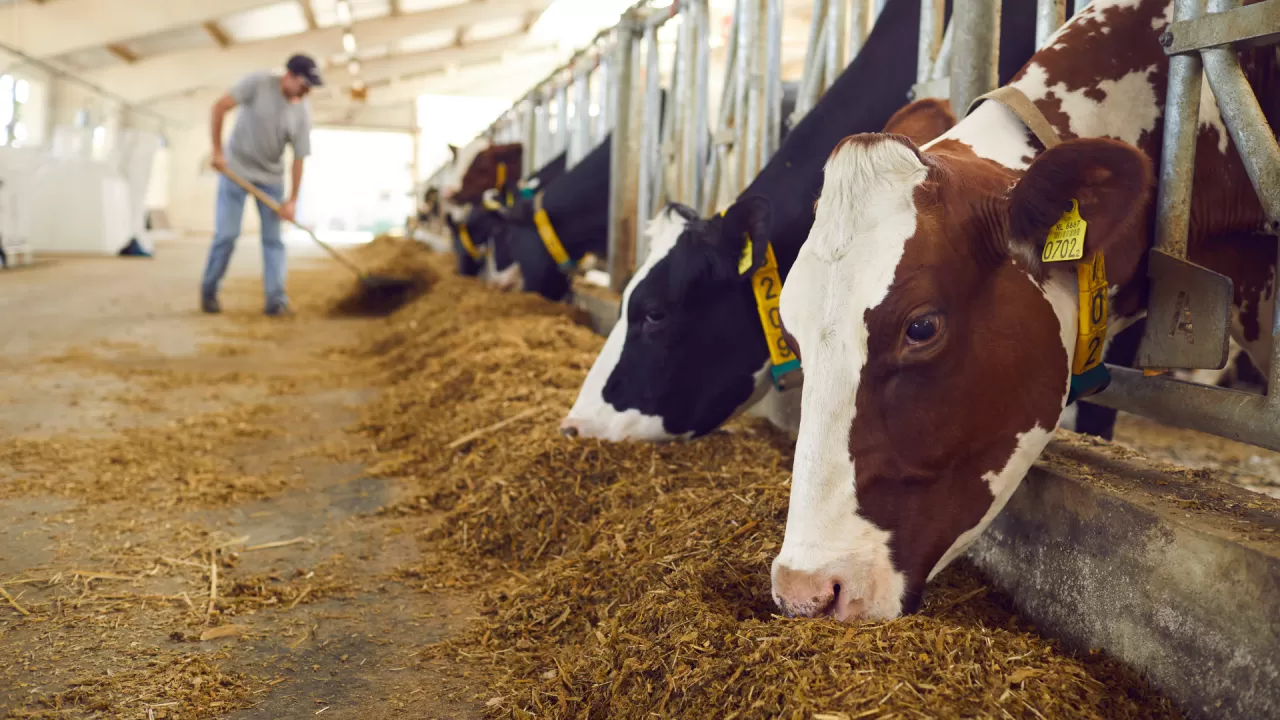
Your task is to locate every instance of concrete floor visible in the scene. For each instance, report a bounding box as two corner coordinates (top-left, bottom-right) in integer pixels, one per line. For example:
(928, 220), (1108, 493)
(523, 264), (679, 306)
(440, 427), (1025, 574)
(0, 236), (483, 719)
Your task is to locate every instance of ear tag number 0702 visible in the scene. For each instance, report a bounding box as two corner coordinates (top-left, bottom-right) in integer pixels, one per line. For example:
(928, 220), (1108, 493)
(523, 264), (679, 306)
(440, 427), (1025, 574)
(1042, 199), (1087, 263)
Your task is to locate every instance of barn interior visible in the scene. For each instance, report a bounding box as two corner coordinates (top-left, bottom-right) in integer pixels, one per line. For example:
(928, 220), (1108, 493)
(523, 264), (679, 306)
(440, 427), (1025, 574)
(1, 0), (1278, 718)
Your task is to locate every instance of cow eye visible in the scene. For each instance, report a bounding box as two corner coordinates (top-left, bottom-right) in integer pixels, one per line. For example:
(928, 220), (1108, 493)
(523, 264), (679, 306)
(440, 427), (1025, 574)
(905, 313), (942, 345)
(644, 310), (668, 327)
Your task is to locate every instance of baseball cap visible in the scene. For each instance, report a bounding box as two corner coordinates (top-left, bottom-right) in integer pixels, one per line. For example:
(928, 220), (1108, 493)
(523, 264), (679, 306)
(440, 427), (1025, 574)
(286, 54), (324, 87)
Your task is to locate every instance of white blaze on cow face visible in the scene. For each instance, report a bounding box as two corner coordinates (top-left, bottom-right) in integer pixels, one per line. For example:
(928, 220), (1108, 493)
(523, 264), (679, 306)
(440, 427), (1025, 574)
(561, 207), (690, 442)
(770, 137), (928, 621)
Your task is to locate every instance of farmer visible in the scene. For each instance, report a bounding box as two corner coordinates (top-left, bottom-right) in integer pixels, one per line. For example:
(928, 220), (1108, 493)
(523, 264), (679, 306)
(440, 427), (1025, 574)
(201, 54), (321, 316)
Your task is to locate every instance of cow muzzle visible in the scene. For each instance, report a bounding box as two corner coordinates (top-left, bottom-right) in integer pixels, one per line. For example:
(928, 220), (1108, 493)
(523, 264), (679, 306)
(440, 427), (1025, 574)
(770, 553), (904, 622)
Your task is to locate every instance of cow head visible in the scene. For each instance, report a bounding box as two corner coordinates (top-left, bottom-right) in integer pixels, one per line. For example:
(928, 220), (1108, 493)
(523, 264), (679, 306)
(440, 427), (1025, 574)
(450, 143), (522, 205)
(562, 99), (959, 442)
(770, 133), (1153, 621)
(562, 199), (773, 440)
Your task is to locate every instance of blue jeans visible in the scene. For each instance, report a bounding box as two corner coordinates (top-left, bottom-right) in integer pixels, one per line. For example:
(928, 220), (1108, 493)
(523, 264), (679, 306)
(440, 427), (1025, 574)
(201, 175), (287, 309)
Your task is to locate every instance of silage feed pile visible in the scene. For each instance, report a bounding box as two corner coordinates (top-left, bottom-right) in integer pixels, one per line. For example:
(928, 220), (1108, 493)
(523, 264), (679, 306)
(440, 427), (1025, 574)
(347, 239), (1180, 719)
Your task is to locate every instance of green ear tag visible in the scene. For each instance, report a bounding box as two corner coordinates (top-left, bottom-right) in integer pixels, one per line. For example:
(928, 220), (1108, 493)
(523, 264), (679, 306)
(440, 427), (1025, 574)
(1042, 199), (1087, 263)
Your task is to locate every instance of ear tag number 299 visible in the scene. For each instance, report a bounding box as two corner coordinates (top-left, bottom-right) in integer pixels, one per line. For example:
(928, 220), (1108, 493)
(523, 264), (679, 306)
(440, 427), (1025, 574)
(1042, 199), (1087, 263)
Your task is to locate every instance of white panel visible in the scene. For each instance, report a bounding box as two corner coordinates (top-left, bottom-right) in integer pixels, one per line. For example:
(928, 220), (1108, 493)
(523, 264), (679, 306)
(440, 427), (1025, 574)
(396, 29), (455, 54)
(129, 26), (217, 58)
(467, 17), (524, 43)
(221, 2), (311, 43)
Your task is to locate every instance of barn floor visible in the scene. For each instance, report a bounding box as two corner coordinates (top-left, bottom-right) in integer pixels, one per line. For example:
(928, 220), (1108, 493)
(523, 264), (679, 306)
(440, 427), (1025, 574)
(0, 238), (484, 719)
(1, 235), (1273, 719)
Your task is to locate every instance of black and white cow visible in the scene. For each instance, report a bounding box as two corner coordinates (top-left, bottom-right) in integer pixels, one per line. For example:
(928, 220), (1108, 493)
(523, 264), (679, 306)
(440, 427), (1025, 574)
(561, 0), (1042, 441)
(489, 84), (801, 302)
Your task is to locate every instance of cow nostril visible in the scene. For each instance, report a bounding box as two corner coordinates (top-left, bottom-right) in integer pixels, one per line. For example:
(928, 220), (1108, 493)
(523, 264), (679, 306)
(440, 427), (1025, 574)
(560, 425), (580, 438)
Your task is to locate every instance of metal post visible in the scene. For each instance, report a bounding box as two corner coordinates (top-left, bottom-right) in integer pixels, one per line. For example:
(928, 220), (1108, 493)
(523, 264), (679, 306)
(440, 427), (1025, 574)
(764, 0), (784, 163)
(918, 0), (946, 86)
(1201, 41), (1280, 226)
(826, 0), (848, 91)
(1152, 0), (1206, 262)
(1036, 0), (1067, 49)
(701, 4), (739, 213)
(850, 0), (875, 60)
(535, 88), (552, 170)
(637, 19), (663, 235)
(555, 81), (570, 158)
(691, 0), (711, 208)
(523, 99), (537, 178)
(572, 65), (592, 168)
(795, 0), (828, 122)
(608, 13), (641, 294)
(745, 0), (766, 181)
(734, 0), (754, 194)
(949, 0), (1001, 117)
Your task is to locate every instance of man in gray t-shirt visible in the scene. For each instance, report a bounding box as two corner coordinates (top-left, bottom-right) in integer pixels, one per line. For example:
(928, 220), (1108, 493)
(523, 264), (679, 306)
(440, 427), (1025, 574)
(201, 54), (320, 316)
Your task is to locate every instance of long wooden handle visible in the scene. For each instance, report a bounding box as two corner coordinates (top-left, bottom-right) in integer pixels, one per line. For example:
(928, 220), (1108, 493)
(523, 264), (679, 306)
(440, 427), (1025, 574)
(217, 165), (367, 278)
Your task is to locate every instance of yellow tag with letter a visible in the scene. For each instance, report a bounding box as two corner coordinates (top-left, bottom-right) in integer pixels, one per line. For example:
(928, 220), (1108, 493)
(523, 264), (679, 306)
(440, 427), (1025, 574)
(1042, 199), (1087, 263)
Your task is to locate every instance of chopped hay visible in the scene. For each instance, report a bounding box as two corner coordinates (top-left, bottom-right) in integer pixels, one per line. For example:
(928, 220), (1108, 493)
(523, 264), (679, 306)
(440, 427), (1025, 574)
(346, 240), (1179, 719)
(323, 235), (439, 318)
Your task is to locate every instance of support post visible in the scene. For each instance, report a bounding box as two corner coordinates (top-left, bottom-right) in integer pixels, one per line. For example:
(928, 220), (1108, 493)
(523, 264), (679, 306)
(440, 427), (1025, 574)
(949, 0), (1000, 116)
(608, 13), (641, 294)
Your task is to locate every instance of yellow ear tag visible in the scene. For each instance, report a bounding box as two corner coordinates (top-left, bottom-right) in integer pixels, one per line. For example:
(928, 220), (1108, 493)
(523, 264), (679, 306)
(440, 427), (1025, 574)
(1042, 199), (1087, 263)
(738, 234), (754, 275)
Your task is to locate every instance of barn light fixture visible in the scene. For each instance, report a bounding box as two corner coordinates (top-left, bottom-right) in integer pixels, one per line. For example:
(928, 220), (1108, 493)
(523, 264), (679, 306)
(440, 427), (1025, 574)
(336, 0), (353, 26)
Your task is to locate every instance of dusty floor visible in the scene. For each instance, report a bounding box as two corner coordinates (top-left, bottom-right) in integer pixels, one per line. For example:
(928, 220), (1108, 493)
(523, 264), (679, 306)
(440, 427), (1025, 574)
(0, 238), (484, 719)
(0, 235), (1274, 719)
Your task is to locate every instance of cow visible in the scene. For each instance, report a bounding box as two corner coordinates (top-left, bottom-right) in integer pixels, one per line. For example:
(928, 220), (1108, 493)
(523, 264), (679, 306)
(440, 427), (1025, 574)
(440, 143), (525, 277)
(768, 0), (1277, 621)
(483, 133), (616, 301)
(466, 151), (571, 289)
(560, 0), (1040, 441)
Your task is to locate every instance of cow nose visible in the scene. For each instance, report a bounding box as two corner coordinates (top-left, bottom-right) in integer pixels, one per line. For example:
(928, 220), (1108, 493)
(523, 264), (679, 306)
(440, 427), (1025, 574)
(772, 565), (849, 619)
(559, 419), (581, 438)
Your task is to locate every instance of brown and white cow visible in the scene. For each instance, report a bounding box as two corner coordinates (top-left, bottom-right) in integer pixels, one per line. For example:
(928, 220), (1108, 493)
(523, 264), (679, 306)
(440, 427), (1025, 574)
(771, 0), (1278, 620)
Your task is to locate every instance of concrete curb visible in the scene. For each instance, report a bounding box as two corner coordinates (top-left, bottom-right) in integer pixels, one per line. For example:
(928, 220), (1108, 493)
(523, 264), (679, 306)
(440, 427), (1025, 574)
(568, 285), (1280, 720)
(970, 434), (1280, 720)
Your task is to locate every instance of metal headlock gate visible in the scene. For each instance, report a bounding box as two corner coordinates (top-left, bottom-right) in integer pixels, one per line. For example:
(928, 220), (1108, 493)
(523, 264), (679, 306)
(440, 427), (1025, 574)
(1086, 0), (1280, 452)
(426, 0), (1280, 451)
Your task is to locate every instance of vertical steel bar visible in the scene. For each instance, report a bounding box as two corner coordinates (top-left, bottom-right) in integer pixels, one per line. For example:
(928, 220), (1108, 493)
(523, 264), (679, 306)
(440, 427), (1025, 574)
(691, 0), (711, 208)
(1153, 0), (1206, 261)
(673, 8), (694, 205)
(555, 81), (570, 158)
(827, 0), (848, 88)
(746, 0), (765, 181)
(1036, 0), (1067, 49)
(796, 18), (829, 123)
(850, 0), (874, 60)
(930, 17), (954, 80)
(734, 0), (753, 194)
(764, 0), (783, 163)
(949, 0), (1001, 117)
(638, 20), (662, 234)
(701, 10), (739, 214)
(918, 0), (945, 86)
(608, 14), (640, 293)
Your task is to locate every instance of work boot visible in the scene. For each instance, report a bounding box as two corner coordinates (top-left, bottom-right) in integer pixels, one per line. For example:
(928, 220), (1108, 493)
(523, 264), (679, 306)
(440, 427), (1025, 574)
(265, 300), (294, 318)
(201, 294), (221, 314)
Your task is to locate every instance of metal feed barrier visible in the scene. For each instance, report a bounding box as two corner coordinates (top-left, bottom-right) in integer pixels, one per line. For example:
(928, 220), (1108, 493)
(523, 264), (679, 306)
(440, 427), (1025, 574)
(426, 0), (1280, 453)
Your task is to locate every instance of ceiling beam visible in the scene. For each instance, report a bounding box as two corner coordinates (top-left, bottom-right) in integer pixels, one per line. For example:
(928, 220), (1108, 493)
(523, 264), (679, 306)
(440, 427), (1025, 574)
(105, 44), (139, 64)
(299, 0), (319, 31)
(315, 53), (565, 109)
(83, 0), (556, 104)
(321, 33), (556, 91)
(388, 0), (402, 17)
(0, 0), (274, 59)
(203, 22), (234, 49)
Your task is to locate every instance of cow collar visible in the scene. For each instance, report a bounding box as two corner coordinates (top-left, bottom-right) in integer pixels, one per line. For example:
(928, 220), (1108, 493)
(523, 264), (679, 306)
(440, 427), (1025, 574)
(458, 222), (485, 261)
(532, 191), (576, 273)
(967, 86), (1111, 405)
(720, 209), (801, 391)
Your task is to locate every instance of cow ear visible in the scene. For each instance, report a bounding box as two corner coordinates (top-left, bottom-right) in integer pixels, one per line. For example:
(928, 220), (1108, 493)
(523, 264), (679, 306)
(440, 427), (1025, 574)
(447, 144), (459, 160)
(719, 195), (772, 278)
(882, 98), (956, 146)
(1008, 138), (1153, 286)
